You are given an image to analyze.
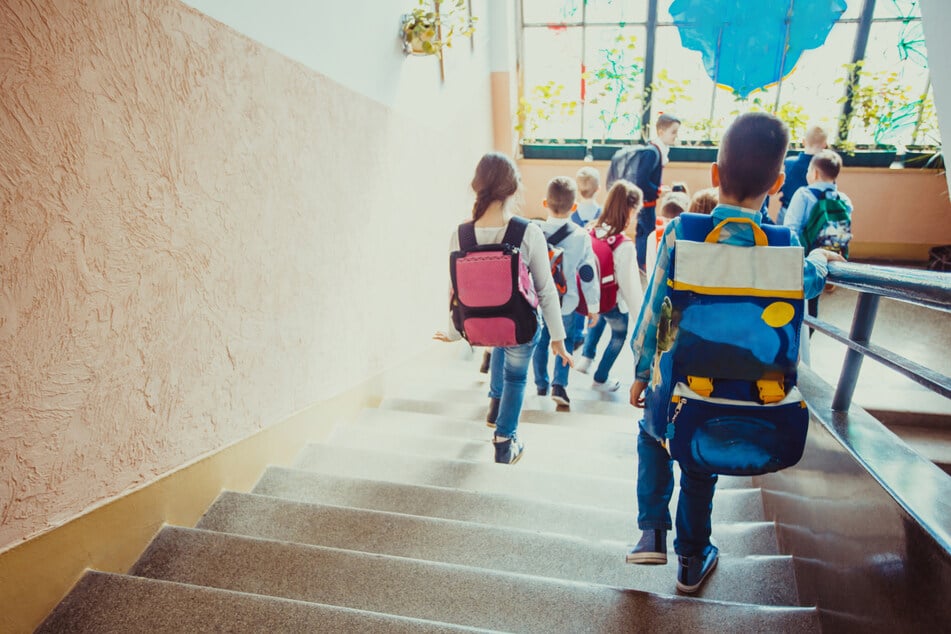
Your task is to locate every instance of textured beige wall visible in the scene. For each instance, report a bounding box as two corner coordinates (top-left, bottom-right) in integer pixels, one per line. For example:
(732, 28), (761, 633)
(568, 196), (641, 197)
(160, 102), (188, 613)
(0, 0), (492, 550)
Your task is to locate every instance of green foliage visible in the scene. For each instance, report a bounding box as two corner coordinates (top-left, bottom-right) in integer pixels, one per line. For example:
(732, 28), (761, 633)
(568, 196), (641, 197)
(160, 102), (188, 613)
(402, 0), (476, 58)
(586, 34), (645, 139)
(515, 81), (579, 138)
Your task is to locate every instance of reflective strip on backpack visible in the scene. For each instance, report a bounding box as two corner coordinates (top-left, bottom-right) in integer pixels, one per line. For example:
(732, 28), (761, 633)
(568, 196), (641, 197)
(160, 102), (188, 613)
(672, 240), (805, 299)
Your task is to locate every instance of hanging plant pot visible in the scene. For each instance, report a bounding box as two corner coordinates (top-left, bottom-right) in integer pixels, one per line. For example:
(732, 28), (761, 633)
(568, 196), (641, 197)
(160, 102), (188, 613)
(401, 14), (437, 56)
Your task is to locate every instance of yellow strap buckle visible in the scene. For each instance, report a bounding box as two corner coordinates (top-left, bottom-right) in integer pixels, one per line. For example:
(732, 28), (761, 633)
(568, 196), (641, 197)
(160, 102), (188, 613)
(756, 379), (786, 404)
(687, 376), (714, 398)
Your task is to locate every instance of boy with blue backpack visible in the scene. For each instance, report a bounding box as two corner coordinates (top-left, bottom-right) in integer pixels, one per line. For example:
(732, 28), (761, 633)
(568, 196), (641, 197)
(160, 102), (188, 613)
(532, 177), (600, 408)
(627, 113), (843, 594)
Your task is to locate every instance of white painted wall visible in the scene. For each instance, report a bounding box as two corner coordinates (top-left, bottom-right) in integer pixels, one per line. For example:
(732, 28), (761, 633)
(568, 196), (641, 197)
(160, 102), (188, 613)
(916, 0), (949, 197)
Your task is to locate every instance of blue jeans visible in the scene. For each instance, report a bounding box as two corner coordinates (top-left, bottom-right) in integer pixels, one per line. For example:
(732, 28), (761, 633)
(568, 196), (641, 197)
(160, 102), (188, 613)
(581, 306), (629, 383)
(634, 205), (655, 272)
(488, 328), (541, 439)
(532, 313), (579, 390)
(636, 425), (718, 557)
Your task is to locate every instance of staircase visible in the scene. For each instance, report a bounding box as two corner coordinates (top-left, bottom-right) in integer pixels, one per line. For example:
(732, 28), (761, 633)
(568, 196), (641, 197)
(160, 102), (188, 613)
(37, 346), (820, 632)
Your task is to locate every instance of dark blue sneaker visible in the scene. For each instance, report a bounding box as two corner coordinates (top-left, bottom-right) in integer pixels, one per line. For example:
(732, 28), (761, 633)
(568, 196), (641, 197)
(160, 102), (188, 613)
(625, 530), (667, 565)
(676, 545), (719, 594)
(493, 434), (524, 464)
(486, 398), (500, 429)
(551, 385), (570, 407)
(536, 385), (549, 396)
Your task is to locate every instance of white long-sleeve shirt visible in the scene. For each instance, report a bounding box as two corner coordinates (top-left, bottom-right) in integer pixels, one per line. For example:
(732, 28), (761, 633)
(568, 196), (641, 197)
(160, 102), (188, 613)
(535, 217), (599, 315)
(592, 225), (642, 316)
(447, 219), (566, 342)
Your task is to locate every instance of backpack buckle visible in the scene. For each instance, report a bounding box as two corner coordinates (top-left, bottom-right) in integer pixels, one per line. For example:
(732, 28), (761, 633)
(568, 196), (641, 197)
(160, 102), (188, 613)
(687, 376), (714, 398)
(756, 379), (786, 404)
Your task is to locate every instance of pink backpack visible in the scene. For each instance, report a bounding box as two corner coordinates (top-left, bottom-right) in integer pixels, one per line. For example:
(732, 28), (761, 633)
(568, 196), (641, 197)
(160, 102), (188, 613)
(450, 217), (540, 347)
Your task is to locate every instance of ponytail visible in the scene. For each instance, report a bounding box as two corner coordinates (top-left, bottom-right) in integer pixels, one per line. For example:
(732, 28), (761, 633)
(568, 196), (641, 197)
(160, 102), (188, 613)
(470, 153), (519, 221)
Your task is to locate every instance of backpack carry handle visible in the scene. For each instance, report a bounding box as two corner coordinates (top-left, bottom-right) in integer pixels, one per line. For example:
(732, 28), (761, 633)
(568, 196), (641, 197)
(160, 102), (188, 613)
(705, 217), (768, 247)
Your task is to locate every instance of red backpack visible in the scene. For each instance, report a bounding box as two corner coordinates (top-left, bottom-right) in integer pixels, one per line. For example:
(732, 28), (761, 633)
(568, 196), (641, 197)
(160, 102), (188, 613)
(575, 229), (629, 315)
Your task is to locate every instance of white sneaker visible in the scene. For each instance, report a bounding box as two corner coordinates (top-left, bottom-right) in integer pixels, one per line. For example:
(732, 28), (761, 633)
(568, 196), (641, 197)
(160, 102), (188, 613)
(574, 355), (592, 374)
(593, 378), (621, 392)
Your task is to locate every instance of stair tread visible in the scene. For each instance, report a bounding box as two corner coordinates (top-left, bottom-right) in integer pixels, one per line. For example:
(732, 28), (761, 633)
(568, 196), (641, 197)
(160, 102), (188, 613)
(291, 443), (758, 514)
(253, 467), (767, 537)
(35, 571), (491, 633)
(130, 526), (810, 625)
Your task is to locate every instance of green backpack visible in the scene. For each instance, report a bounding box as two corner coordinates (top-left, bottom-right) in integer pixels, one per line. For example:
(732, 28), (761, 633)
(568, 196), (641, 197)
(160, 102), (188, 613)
(799, 188), (852, 258)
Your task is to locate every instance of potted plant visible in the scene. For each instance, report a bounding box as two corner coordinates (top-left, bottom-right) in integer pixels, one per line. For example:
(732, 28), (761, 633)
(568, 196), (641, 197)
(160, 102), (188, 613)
(516, 81), (585, 159)
(401, 0), (475, 58)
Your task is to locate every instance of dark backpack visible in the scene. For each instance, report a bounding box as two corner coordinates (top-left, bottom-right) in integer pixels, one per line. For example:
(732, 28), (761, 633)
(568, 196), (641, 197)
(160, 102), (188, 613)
(575, 229), (628, 315)
(450, 217), (540, 347)
(800, 188), (852, 258)
(536, 222), (572, 302)
(606, 143), (660, 189)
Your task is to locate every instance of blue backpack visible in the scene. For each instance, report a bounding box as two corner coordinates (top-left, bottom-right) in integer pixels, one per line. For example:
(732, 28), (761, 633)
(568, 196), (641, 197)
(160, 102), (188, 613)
(643, 213), (809, 476)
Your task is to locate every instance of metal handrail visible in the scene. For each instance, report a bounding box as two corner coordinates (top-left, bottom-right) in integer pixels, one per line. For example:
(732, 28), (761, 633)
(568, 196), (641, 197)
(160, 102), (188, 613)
(806, 261), (951, 411)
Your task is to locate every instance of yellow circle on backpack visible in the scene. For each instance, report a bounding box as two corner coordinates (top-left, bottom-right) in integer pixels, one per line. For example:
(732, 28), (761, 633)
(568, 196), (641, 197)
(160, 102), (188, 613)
(761, 302), (795, 328)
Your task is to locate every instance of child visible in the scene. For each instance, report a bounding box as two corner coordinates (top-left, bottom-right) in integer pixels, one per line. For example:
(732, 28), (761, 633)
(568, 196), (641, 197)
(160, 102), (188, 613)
(777, 125), (828, 224)
(532, 177), (600, 408)
(645, 191), (690, 275)
(782, 149), (853, 357)
(688, 187), (718, 214)
(574, 180), (644, 392)
(434, 153), (572, 464)
(627, 113), (843, 593)
(572, 167), (602, 227)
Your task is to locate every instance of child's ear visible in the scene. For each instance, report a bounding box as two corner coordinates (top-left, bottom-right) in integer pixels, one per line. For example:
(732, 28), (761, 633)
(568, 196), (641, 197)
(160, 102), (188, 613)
(571, 203), (578, 211)
(710, 163), (720, 187)
(542, 200), (548, 208)
(768, 171), (786, 195)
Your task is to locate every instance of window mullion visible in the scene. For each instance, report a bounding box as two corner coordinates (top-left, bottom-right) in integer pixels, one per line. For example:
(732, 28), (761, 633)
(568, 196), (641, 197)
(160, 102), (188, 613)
(840, 0), (877, 143)
(641, 0), (659, 142)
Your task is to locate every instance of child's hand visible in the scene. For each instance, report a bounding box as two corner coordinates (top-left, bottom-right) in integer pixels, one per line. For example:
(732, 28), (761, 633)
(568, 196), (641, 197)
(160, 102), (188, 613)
(587, 313), (599, 327)
(432, 331), (453, 342)
(552, 340), (574, 368)
(809, 248), (846, 264)
(630, 380), (648, 408)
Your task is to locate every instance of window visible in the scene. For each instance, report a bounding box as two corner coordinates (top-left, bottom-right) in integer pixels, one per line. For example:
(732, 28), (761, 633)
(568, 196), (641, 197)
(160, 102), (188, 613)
(518, 0), (938, 150)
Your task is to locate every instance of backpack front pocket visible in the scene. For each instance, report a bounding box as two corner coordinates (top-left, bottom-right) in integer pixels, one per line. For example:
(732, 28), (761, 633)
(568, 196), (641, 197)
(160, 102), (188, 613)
(666, 383), (809, 476)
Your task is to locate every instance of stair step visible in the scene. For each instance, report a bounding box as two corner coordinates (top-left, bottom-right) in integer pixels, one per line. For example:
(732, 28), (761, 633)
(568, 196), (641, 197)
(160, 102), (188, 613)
(200, 492), (782, 583)
(130, 527), (816, 629)
(253, 467), (768, 539)
(354, 406), (637, 456)
(380, 396), (635, 433)
(290, 444), (759, 514)
(327, 424), (636, 481)
(35, 571), (489, 633)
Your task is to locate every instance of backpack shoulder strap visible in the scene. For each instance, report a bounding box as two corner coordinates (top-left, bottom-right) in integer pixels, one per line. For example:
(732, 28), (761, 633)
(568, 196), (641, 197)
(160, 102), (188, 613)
(808, 187), (826, 200)
(457, 222), (477, 251)
(501, 215), (530, 247)
(548, 223), (572, 246)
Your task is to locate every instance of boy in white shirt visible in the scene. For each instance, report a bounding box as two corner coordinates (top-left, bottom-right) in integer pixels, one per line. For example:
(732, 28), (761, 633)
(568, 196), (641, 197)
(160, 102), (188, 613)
(532, 177), (600, 408)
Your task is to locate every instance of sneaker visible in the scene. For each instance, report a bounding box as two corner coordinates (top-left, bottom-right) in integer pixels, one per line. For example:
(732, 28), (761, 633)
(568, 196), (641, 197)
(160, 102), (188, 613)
(676, 545), (719, 594)
(574, 355), (592, 374)
(593, 378), (621, 392)
(486, 397), (500, 429)
(625, 530), (668, 565)
(536, 385), (549, 396)
(551, 385), (571, 407)
(493, 434), (525, 464)
(479, 350), (491, 374)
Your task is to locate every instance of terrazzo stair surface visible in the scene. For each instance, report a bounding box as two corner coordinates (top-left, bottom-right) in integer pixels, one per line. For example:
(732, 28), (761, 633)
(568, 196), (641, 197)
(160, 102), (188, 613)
(38, 347), (819, 632)
(35, 571), (489, 634)
(122, 526), (815, 633)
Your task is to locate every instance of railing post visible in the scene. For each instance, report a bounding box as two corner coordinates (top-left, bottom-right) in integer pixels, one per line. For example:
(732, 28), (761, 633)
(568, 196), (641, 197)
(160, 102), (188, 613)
(832, 291), (880, 411)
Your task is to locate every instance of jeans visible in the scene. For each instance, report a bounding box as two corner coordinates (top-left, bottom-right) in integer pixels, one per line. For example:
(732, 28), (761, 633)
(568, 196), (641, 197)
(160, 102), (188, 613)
(581, 306), (629, 384)
(636, 425), (718, 558)
(634, 205), (656, 272)
(532, 313), (579, 390)
(488, 327), (541, 439)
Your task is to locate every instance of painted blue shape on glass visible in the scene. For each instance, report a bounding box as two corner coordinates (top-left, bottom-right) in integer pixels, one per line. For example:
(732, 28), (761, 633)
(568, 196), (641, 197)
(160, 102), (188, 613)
(669, 0), (847, 98)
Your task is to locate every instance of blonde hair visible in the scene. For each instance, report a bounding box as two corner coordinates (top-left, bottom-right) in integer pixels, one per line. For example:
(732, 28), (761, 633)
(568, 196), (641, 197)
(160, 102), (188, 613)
(659, 192), (690, 219)
(575, 166), (601, 199)
(689, 187), (719, 214)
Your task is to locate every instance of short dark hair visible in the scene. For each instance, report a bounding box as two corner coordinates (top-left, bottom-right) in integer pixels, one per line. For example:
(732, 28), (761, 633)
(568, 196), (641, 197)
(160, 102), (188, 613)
(656, 113), (681, 132)
(546, 176), (577, 214)
(810, 149), (842, 181)
(659, 192), (690, 219)
(717, 112), (789, 202)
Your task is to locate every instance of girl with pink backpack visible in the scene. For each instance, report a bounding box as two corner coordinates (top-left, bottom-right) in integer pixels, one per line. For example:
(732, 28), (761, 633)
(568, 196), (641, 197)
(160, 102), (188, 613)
(434, 153), (572, 464)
